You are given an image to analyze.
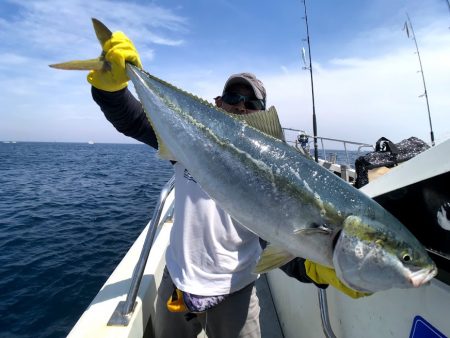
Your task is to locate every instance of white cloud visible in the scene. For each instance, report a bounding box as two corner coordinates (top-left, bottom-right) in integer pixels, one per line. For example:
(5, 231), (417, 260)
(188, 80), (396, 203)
(0, 0), (188, 57)
(0, 53), (30, 65)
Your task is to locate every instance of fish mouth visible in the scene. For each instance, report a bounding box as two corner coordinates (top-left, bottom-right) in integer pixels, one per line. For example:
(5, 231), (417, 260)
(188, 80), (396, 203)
(409, 266), (438, 287)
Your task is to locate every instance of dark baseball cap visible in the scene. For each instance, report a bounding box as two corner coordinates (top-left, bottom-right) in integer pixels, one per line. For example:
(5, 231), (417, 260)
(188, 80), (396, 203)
(223, 72), (266, 101)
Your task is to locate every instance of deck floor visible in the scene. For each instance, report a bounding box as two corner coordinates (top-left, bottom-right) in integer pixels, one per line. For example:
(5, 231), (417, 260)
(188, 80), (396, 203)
(144, 273), (284, 337)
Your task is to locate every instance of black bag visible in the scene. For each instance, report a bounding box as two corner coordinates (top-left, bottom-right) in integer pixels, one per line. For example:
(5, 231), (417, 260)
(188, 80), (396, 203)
(355, 137), (430, 188)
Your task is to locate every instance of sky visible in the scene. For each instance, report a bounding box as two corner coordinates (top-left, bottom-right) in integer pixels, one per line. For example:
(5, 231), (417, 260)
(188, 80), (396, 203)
(1, 0), (449, 147)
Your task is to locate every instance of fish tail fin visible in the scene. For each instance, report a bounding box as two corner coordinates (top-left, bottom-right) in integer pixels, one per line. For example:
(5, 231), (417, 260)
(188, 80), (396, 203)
(48, 18), (112, 71)
(49, 58), (104, 70)
(91, 18), (112, 46)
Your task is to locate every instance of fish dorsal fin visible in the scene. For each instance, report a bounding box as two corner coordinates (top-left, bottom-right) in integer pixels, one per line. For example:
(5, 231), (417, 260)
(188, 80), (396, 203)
(254, 244), (295, 274)
(230, 106), (285, 141)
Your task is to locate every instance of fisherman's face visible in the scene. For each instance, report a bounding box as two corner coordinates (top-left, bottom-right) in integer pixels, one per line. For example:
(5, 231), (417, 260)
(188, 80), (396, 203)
(215, 84), (264, 115)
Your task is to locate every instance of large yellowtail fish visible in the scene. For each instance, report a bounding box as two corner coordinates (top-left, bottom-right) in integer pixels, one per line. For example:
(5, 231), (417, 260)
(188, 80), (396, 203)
(50, 19), (437, 293)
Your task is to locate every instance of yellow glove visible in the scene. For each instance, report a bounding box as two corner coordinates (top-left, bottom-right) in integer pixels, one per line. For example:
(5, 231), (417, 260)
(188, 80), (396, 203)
(304, 260), (371, 299)
(87, 31), (142, 92)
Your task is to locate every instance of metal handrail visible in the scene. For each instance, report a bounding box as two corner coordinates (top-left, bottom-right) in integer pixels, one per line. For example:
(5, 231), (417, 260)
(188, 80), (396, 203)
(283, 127), (374, 168)
(108, 175), (175, 326)
(318, 288), (337, 338)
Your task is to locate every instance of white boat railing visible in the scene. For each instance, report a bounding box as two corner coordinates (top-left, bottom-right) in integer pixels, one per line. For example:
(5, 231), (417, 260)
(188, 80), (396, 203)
(282, 127), (374, 168)
(107, 175), (175, 326)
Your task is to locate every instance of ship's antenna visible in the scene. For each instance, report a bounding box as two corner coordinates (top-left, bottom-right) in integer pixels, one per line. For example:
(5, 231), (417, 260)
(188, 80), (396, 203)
(301, 0), (319, 161)
(404, 13), (435, 146)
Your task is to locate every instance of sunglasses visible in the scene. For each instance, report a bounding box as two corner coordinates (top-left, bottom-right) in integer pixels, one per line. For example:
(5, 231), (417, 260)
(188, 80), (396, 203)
(221, 92), (266, 111)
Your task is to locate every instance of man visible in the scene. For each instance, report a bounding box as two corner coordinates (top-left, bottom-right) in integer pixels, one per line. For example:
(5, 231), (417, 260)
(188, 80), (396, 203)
(87, 31), (365, 338)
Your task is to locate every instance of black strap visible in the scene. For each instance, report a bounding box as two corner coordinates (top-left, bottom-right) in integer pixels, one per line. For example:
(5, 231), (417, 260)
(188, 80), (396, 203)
(171, 287), (180, 301)
(375, 137), (399, 155)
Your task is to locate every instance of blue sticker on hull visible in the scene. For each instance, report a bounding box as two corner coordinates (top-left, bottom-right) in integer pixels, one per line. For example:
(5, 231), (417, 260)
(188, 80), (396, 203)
(410, 315), (447, 338)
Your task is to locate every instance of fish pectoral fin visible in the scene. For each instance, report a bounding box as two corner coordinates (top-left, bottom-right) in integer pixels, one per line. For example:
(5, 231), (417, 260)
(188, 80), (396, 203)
(254, 245), (295, 274)
(293, 225), (333, 236)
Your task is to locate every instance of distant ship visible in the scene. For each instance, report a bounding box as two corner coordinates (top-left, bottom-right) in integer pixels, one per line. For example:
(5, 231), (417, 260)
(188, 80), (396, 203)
(88, 141), (95, 145)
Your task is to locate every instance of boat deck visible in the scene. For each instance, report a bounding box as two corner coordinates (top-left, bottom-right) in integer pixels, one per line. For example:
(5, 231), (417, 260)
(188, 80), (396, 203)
(143, 273), (284, 338)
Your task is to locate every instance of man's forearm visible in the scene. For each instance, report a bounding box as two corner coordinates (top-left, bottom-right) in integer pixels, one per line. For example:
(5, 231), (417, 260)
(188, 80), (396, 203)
(91, 86), (158, 148)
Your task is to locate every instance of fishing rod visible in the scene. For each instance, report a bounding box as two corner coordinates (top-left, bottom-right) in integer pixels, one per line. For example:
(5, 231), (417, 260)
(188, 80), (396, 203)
(301, 0), (319, 162)
(404, 13), (435, 146)
(301, 3), (337, 338)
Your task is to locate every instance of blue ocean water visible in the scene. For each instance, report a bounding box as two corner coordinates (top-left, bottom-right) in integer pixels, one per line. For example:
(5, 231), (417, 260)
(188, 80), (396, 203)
(0, 142), (173, 338)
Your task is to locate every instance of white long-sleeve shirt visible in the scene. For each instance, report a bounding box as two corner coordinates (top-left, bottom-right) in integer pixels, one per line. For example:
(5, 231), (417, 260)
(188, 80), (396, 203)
(165, 163), (261, 296)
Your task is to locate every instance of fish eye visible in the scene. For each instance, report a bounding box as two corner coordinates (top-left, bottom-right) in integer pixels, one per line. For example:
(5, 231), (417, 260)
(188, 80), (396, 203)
(401, 252), (412, 262)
